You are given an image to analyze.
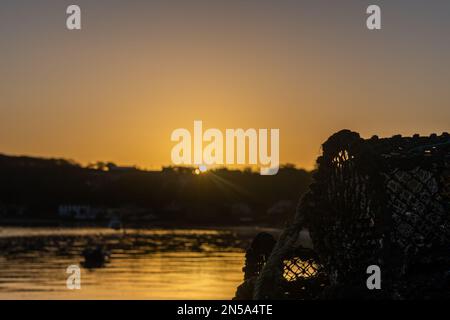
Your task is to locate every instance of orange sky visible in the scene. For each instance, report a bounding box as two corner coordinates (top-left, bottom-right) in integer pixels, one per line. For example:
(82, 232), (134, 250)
(1, 1), (449, 170)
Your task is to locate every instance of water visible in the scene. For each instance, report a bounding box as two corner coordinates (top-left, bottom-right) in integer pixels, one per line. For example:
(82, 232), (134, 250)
(0, 227), (271, 300)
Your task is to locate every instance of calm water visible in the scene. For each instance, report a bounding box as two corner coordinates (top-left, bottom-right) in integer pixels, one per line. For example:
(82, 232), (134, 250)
(0, 227), (269, 299)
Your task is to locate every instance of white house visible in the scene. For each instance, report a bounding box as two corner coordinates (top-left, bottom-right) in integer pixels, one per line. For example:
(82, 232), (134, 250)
(58, 205), (98, 220)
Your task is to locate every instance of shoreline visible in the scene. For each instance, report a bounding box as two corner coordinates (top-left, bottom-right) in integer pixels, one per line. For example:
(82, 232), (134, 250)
(0, 224), (283, 241)
(0, 218), (281, 231)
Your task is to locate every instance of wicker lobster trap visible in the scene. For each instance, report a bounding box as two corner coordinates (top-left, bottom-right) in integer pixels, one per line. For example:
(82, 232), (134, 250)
(234, 130), (450, 300)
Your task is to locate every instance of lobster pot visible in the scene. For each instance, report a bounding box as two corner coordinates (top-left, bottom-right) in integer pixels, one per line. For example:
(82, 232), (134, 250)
(307, 131), (450, 287)
(244, 130), (449, 300)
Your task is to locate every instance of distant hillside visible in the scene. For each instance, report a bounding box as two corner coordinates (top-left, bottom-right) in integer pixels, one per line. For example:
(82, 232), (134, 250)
(0, 153), (313, 226)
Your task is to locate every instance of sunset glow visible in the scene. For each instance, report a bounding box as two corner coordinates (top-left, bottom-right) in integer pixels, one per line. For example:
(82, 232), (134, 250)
(1, 1), (449, 170)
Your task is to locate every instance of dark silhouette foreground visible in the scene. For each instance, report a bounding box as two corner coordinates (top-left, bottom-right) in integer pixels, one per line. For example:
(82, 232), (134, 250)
(235, 130), (450, 299)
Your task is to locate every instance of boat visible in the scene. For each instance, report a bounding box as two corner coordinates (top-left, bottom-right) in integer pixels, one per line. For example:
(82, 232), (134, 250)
(82, 245), (110, 268)
(108, 217), (122, 230)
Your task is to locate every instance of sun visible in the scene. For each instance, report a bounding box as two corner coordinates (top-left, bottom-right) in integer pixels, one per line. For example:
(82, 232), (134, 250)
(194, 165), (208, 175)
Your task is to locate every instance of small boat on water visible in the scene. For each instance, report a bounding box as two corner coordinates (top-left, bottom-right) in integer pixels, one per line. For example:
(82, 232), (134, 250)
(108, 217), (122, 230)
(82, 245), (110, 268)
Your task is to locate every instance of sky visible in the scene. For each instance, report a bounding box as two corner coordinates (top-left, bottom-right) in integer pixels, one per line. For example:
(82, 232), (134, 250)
(0, 0), (449, 170)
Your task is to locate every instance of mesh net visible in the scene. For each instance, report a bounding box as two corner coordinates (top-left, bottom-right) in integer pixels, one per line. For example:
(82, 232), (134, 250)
(234, 130), (450, 300)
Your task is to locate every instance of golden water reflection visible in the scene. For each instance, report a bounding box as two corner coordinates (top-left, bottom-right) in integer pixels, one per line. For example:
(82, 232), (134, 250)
(0, 227), (259, 300)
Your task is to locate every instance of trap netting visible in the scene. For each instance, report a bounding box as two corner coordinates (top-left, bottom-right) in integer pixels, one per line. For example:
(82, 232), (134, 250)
(234, 130), (450, 300)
